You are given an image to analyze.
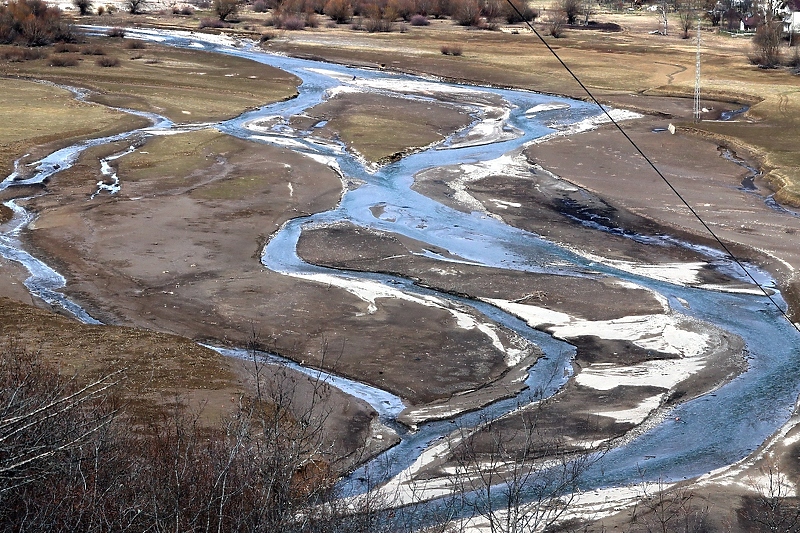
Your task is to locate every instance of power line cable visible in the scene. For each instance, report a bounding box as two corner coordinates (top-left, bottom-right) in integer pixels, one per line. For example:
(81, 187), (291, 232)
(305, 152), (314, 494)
(504, 1), (799, 332)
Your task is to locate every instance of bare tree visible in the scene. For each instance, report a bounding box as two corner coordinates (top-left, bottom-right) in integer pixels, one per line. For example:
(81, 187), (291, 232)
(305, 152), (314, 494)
(561, 0), (581, 24)
(448, 409), (595, 533)
(213, 0), (239, 20)
(628, 477), (709, 533)
(752, 16), (783, 67)
(549, 10), (567, 36)
(738, 461), (800, 532)
(72, 0), (93, 15)
(657, 0), (671, 35)
(580, 0), (593, 25)
(453, 0), (482, 26)
(0, 337), (396, 532)
(124, 0), (148, 14)
(324, 0), (354, 23)
(499, 0), (538, 23)
(676, 0), (698, 38)
(0, 341), (120, 495)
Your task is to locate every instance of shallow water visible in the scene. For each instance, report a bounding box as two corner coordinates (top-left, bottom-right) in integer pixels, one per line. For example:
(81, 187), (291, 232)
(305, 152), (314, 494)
(3, 28), (800, 513)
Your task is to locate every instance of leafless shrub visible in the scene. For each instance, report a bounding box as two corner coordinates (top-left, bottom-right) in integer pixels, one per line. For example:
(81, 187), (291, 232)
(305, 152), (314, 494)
(124, 0), (149, 13)
(560, 0), (580, 24)
(81, 45), (105, 54)
(0, 339), (394, 532)
(124, 39), (145, 49)
(0, 0), (74, 46)
(676, 0), (698, 38)
(199, 16), (230, 27)
(72, 0), (93, 15)
(549, 10), (566, 36)
(737, 461), (800, 532)
(1, 46), (47, 61)
(481, 0), (503, 26)
(253, 0), (268, 11)
(452, 0), (481, 26)
(440, 43), (462, 55)
(446, 407), (599, 533)
(48, 54), (78, 66)
(324, 0), (353, 23)
(96, 55), (119, 66)
(213, 0), (239, 20)
(54, 41), (78, 52)
(628, 477), (710, 533)
(362, 3), (395, 31)
(259, 30), (276, 41)
(501, 0), (537, 23)
(787, 46), (800, 68)
(410, 13), (429, 25)
(96, 5), (105, 14)
(752, 18), (783, 68)
(385, 0), (411, 20)
(106, 26), (126, 37)
(0, 341), (121, 496)
(278, 14), (306, 29)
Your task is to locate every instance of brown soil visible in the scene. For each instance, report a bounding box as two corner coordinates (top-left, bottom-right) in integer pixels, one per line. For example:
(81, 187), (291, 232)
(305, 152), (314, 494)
(11, 127), (524, 409)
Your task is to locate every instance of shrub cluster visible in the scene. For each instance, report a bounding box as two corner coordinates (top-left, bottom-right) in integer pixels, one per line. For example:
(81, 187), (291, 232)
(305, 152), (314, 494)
(213, 0), (239, 20)
(440, 43), (462, 55)
(409, 13), (429, 25)
(252, 0), (536, 31)
(0, 45), (47, 61)
(54, 41), (78, 52)
(124, 39), (146, 49)
(73, 0), (93, 15)
(0, 344), (392, 533)
(171, 4), (194, 14)
(81, 44), (105, 54)
(199, 16), (231, 27)
(48, 54), (78, 66)
(0, 0), (75, 46)
(96, 55), (119, 66)
(105, 26), (125, 37)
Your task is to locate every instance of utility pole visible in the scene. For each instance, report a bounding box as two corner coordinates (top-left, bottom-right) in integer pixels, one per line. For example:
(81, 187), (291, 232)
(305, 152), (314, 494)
(693, 14), (701, 123)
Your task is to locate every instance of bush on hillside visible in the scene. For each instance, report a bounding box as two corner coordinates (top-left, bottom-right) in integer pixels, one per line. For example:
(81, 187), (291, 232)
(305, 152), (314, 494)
(410, 13), (429, 25)
(96, 55), (119, 66)
(324, 0), (353, 23)
(0, 0), (76, 46)
(213, 0), (239, 20)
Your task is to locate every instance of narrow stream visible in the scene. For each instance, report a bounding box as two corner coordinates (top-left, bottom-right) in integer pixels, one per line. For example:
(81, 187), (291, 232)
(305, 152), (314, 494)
(3, 27), (800, 519)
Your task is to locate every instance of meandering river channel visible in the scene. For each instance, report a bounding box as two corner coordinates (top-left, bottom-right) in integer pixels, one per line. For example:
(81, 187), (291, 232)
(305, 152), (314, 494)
(3, 27), (800, 521)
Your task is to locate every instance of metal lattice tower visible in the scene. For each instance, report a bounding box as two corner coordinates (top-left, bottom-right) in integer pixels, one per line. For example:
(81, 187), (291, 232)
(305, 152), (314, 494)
(693, 16), (702, 123)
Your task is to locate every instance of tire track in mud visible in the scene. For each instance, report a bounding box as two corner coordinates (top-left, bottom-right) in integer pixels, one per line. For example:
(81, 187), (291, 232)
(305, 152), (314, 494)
(653, 62), (687, 85)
